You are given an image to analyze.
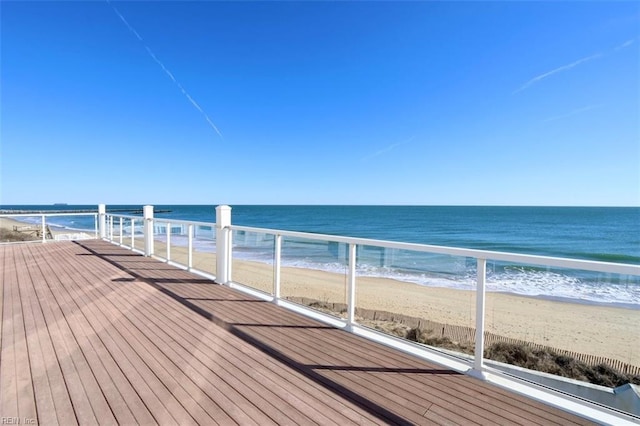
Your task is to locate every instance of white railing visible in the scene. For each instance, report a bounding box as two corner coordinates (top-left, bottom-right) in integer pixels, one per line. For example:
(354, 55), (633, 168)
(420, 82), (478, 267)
(104, 213), (142, 252)
(100, 205), (640, 376)
(225, 224), (640, 374)
(104, 209), (217, 275)
(0, 212), (99, 243)
(32, 204), (640, 423)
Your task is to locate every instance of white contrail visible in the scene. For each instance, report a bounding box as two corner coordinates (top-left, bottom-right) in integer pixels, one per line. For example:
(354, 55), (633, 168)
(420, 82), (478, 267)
(513, 53), (602, 94)
(542, 104), (603, 123)
(362, 136), (415, 161)
(106, 0), (223, 139)
(615, 39), (635, 51)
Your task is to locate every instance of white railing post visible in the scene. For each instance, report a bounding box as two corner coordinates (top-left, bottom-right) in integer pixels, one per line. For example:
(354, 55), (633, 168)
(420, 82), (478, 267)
(187, 224), (193, 270)
(130, 218), (135, 248)
(166, 222), (171, 261)
(94, 214), (98, 239)
(109, 216), (114, 241)
(119, 217), (123, 245)
(347, 243), (357, 330)
(143, 205), (154, 257)
(98, 204), (106, 239)
(41, 215), (46, 243)
(471, 258), (488, 379)
(274, 234), (282, 299)
(216, 205), (232, 285)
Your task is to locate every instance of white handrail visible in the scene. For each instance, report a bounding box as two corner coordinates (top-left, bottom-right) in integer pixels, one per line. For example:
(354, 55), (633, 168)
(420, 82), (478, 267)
(106, 213), (140, 221)
(153, 217), (215, 228)
(0, 212), (99, 218)
(98, 212), (640, 279)
(230, 224), (639, 275)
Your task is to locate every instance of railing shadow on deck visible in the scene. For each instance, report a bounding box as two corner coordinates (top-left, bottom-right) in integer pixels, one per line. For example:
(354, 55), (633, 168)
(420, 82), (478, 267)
(74, 240), (444, 424)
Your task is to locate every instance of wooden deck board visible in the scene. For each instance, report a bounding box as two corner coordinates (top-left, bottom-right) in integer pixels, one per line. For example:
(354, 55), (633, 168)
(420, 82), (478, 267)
(18, 246), (77, 426)
(181, 288), (528, 425)
(81, 240), (594, 425)
(34, 245), (214, 425)
(55, 243), (369, 426)
(103, 274), (382, 425)
(32, 243), (157, 425)
(15, 247), (58, 425)
(1, 245), (18, 418)
(183, 278), (586, 426)
(65, 246), (384, 423)
(25, 245), (109, 425)
(0, 240), (597, 425)
(157, 282), (546, 425)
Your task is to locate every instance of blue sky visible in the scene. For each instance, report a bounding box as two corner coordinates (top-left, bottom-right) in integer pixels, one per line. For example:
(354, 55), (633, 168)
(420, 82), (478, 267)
(1, 1), (638, 206)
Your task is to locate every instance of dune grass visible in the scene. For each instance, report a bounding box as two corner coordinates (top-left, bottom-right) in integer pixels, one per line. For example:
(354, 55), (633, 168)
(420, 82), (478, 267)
(0, 228), (37, 242)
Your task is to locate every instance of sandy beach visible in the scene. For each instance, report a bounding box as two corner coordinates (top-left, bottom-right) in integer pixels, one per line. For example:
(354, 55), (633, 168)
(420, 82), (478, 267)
(0, 216), (43, 241)
(0, 216), (31, 230)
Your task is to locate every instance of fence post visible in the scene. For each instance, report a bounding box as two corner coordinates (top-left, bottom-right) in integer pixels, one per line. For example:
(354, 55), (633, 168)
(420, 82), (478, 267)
(143, 205), (154, 257)
(346, 243), (357, 331)
(166, 222), (171, 261)
(274, 234), (282, 299)
(187, 224), (193, 270)
(471, 258), (488, 379)
(41, 215), (46, 243)
(216, 205), (232, 284)
(98, 204), (106, 239)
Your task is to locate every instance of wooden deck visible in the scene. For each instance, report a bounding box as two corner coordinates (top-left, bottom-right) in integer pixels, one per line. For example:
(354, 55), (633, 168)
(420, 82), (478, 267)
(0, 240), (594, 425)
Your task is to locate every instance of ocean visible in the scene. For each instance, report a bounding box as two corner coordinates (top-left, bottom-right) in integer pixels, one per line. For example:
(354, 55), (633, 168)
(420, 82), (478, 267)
(2, 205), (638, 306)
